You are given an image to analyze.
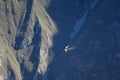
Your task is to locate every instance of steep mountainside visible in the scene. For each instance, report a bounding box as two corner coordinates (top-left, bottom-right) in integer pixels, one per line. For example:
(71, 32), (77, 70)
(0, 0), (57, 80)
(0, 0), (120, 80)
(46, 0), (120, 80)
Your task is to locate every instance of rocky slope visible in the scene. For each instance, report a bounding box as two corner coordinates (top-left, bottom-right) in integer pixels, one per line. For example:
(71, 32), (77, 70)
(0, 0), (57, 80)
(0, 0), (120, 80)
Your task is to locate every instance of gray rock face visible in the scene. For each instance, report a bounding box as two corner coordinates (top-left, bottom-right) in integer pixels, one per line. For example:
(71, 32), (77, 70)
(0, 0), (56, 80)
(0, 0), (120, 80)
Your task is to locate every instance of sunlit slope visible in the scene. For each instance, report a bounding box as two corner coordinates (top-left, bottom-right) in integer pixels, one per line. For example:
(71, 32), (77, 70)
(0, 0), (57, 79)
(0, 35), (22, 80)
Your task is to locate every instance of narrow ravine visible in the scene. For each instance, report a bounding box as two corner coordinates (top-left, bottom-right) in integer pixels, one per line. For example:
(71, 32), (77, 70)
(21, 20), (41, 80)
(14, 0), (33, 50)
